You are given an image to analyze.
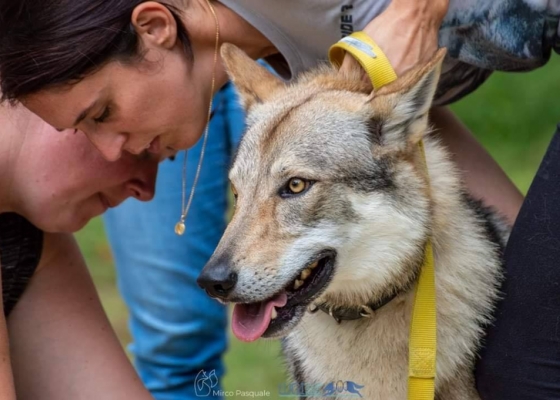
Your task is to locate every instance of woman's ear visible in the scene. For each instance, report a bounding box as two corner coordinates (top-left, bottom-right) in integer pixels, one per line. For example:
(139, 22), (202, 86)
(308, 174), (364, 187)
(131, 1), (178, 50)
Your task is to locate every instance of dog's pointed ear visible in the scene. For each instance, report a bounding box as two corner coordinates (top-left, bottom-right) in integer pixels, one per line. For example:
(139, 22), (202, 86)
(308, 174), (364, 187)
(369, 48), (447, 149)
(220, 43), (285, 110)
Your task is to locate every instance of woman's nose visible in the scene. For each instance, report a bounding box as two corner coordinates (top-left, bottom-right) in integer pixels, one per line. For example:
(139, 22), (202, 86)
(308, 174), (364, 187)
(125, 162), (158, 202)
(88, 131), (128, 162)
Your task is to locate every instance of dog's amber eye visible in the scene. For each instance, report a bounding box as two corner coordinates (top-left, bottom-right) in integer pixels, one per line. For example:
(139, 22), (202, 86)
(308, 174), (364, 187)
(289, 178), (306, 193)
(288, 178), (308, 194)
(280, 177), (315, 198)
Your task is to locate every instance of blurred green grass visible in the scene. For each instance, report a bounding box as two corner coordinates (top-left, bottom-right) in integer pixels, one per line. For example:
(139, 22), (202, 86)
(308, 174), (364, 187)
(76, 55), (559, 399)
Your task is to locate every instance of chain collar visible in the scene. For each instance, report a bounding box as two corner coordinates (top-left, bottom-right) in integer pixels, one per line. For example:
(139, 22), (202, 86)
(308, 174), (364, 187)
(311, 291), (400, 324)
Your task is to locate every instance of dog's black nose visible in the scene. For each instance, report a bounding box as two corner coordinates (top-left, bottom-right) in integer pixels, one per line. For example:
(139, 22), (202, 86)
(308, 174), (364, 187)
(197, 265), (238, 300)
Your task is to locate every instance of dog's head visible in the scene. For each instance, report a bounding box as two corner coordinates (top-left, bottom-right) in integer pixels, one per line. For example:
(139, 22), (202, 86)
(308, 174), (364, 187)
(198, 44), (446, 341)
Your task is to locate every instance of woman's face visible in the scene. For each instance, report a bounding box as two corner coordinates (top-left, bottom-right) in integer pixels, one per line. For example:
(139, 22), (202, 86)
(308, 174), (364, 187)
(24, 55), (213, 162)
(12, 114), (159, 233)
(23, 2), (221, 162)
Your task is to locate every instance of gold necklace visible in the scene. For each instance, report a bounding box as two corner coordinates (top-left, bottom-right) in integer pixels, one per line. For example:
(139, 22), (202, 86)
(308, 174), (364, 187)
(175, 0), (220, 236)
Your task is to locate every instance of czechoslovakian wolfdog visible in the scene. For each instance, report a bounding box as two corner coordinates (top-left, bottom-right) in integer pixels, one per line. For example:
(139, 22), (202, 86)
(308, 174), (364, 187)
(198, 44), (507, 399)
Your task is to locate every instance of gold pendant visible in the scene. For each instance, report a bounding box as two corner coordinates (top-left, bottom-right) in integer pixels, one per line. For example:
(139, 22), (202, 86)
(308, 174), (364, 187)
(175, 222), (185, 236)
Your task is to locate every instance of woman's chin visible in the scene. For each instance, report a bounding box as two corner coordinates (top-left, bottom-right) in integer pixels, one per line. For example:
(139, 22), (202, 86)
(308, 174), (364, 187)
(38, 210), (93, 234)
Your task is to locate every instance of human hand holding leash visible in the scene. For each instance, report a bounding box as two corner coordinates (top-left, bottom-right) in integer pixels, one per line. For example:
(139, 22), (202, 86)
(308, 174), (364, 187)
(339, 0), (449, 79)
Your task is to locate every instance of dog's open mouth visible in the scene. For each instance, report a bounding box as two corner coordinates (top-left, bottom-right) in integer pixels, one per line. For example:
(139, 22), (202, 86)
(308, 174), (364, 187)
(232, 250), (336, 342)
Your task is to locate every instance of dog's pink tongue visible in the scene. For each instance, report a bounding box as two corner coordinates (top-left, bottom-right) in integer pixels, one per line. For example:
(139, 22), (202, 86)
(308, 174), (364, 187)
(232, 293), (288, 342)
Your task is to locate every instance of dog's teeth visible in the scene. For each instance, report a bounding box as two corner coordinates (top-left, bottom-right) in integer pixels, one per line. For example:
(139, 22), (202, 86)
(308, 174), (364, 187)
(271, 307), (277, 320)
(294, 279), (304, 290)
(300, 268), (312, 280)
(309, 261), (319, 269)
(308, 303), (318, 312)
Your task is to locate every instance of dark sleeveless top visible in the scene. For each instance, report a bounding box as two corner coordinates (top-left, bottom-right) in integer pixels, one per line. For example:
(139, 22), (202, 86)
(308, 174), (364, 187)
(0, 213), (43, 317)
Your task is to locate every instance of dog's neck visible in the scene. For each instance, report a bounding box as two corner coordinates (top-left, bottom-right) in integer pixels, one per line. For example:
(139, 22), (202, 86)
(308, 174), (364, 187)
(313, 135), (506, 323)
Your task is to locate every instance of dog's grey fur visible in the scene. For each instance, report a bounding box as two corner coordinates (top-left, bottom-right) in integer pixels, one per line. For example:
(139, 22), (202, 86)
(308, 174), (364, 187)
(202, 44), (507, 399)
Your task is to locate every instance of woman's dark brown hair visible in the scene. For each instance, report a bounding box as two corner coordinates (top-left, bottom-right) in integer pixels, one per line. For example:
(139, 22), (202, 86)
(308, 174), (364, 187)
(0, 0), (192, 103)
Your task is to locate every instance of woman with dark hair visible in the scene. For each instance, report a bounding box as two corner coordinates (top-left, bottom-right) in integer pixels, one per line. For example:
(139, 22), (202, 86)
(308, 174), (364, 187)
(0, 104), (159, 399)
(1, 0), (560, 399)
(0, 0), (531, 220)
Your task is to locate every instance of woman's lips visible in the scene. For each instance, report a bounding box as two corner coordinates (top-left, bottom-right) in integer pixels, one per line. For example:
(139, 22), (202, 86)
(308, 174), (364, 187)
(128, 136), (161, 156)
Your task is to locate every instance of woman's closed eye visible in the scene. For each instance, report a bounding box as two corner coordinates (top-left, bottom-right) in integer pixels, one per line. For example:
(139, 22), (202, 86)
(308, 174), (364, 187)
(94, 106), (111, 124)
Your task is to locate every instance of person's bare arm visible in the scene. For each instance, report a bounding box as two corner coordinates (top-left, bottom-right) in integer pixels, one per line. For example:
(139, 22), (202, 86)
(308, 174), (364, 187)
(430, 107), (523, 224)
(7, 232), (153, 400)
(340, 0), (449, 76)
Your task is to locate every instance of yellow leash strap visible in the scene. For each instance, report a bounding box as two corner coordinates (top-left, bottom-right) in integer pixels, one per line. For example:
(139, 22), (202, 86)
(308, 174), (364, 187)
(409, 142), (437, 399)
(329, 32), (437, 400)
(328, 31), (397, 90)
